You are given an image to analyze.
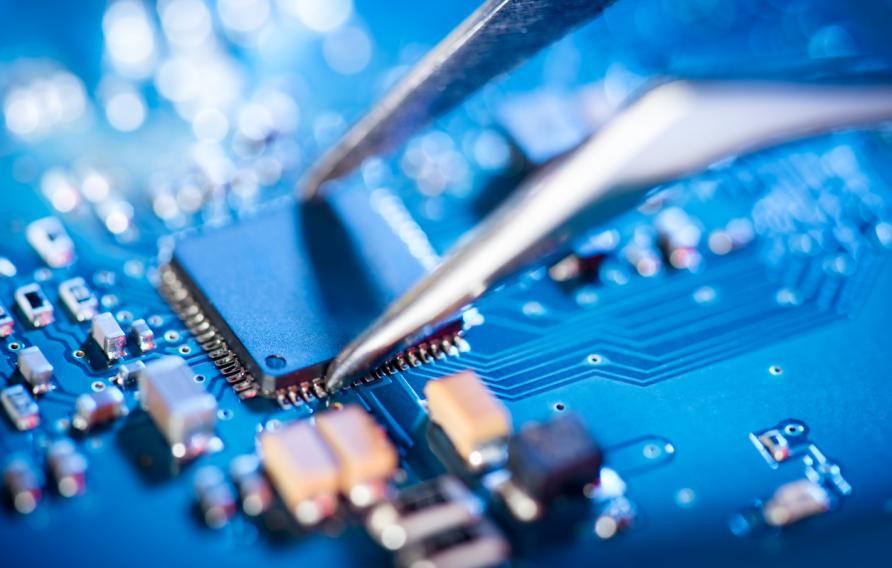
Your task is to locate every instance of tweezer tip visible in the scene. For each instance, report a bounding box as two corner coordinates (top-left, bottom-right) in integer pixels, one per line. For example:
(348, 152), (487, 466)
(297, 170), (325, 201)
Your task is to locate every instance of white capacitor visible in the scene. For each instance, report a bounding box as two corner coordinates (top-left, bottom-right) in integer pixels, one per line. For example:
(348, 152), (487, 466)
(26, 217), (76, 268)
(59, 277), (99, 322)
(14, 284), (54, 328)
(129, 319), (155, 353)
(17, 346), (54, 395)
(1, 385), (40, 431)
(139, 356), (218, 460)
(91, 313), (126, 360)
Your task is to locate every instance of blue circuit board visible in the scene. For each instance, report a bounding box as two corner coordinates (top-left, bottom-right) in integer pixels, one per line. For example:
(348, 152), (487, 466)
(1, 0), (892, 567)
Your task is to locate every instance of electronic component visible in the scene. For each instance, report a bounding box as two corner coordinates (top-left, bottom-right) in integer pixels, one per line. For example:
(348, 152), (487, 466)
(0, 303), (14, 337)
(758, 429), (791, 462)
(1, 385), (40, 431)
(17, 346), (54, 395)
(91, 312), (126, 360)
(762, 479), (830, 527)
(496, 414), (601, 521)
(315, 404), (398, 506)
(548, 230), (618, 285)
(366, 476), (482, 550)
(58, 277), (99, 322)
(229, 455), (274, 517)
(72, 386), (127, 431)
(750, 420), (811, 465)
(424, 371), (512, 470)
(260, 419), (339, 525)
(593, 497), (637, 540)
(46, 440), (87, 497)
(194, 466), (237, 529)
(394, 521), (510, 568)
(14, 283), (54, 327)
(26, 216), (76, 268)
(129, 318), (155, 352)
(114, 360), (146, 388)
(162, 187), (429, 398)
(655, 207), (703, 271)
(138, 356), (218, 460)
(3, 456), (43, 514)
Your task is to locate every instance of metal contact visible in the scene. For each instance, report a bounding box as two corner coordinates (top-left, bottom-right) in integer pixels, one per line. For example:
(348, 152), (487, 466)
(157, 264), (259, 401)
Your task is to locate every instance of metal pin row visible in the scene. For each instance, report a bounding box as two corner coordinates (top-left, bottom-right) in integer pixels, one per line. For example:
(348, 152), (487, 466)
(158, 265), (258, 400)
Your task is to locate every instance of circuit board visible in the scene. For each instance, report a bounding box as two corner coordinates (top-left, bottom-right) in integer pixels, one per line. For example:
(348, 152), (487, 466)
(2, 0), (892, 567)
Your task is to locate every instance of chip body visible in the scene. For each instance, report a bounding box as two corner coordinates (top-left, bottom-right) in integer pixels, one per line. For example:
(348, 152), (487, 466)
(166, 190), (429, 397)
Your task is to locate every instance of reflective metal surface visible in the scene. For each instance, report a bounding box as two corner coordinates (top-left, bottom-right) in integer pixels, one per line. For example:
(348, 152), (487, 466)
(300, 0), (617, 198)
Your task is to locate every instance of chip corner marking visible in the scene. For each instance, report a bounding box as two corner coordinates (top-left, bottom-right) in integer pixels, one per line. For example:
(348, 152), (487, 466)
(157, 263), (259, 400)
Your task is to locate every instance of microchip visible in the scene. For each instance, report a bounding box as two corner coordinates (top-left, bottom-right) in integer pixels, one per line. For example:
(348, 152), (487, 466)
(163, 187), (430, 398)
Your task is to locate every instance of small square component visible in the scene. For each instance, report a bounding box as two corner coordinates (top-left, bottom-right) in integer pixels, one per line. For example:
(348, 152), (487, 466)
(139, 356), (218, 460)
(3, 457), (43, 514)
(763, 479), (830, 527)
(1, 385), (40, 431)
(72, 386), (128, 431)
(115, 360), (146, 388)
(0, 303), (14, 337)
(396, 520), (509, 568)
(59, 277), (99, 322)
(18, 346), (54, 395)
(26, 216), (76, 268)
(315, 405), (398, 504)
(129, 319), (155, 353)
(260, 419), (339, 525)
(46, 440), (87, 498)
(758, 429), (791, 462)
(424, 371), (512, 468)
(15, 284), (54, 328)
(91, 312), (126, 361)
(507, 414), (602, 503)
(366, 476), (482, 549)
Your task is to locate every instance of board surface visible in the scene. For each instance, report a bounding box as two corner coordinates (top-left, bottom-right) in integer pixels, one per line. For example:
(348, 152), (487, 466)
(1, 0), (891, 566)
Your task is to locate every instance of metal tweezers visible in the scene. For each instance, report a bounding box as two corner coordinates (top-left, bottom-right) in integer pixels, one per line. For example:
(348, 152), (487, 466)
(298, 0), (892, 391)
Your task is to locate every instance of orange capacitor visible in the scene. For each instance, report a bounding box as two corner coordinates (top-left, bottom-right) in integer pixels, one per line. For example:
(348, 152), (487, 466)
(260, 420), (339, 518)
(316, 404), (398, 493)
(424, 371), (512, 463)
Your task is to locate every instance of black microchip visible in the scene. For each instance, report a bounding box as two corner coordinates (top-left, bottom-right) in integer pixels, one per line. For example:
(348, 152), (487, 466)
(507, 414), (602, 502)
(168, 186), (430, 395)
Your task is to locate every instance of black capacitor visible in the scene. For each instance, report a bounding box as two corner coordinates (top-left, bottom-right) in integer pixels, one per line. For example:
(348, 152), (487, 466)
(506, 413), (602, 502)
